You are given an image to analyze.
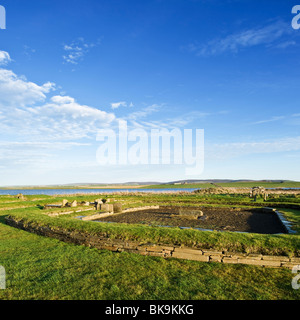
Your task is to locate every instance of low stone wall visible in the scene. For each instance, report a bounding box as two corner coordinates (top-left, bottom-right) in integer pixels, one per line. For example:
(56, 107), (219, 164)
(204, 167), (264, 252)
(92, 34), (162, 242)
(275, 210), (297, 234)
(48, 208), (94, 217)
(122, 206), (160, 213)
(78, 206), (160, 221)
(5, 216), (299, 269)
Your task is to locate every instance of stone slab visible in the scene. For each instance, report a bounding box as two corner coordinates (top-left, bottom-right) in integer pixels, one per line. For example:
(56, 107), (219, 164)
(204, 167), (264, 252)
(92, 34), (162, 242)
(171, 252), (209, 262)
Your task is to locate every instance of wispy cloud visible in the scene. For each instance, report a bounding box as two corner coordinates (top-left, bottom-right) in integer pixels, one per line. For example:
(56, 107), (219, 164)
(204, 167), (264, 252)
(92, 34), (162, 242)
(23, 45), (36, 59)
(126, 104), (161, 121)
(0, 51), (12, 65)
(188, 20), (293, 56)
(206, 136), (300, 160)
(0, 141), (92, 170)
(251, 116), (285, 125)
(63, 37), (100, 65)
(275, 41), (296, 49)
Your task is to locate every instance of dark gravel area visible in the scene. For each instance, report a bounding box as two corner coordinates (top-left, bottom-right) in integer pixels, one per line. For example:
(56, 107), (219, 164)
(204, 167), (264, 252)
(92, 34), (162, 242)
(96, 207), (287, 234)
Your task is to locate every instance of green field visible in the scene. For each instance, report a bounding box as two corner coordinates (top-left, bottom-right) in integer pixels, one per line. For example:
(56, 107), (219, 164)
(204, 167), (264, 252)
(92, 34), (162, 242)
(1, 192), (300, 300)
(143, 181), (300, 189)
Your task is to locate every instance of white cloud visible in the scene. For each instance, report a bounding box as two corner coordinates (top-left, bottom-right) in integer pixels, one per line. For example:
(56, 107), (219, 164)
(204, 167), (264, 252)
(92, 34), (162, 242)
(275, 41), (296, 49)
(63, 38), (99, 65)
(0, 51), (11, 65)
(127, 104), (161, 121)
(5, 96), (116, 139)
(0, 68), (55, 107)
(51, 95), (75, 104)
(190, 20), (292, 56)
(0, 63), (115, 140)
(111, 101), (127, 109)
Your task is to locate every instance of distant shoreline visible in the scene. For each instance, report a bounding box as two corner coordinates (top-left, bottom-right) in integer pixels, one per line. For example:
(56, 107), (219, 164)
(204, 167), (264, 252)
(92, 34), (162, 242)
(0, 185), (149, 190)
(1, 180), (300, 191)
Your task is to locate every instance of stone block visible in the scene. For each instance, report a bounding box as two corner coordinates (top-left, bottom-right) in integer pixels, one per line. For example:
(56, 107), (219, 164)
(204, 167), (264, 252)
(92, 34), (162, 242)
(202, 250), (224, 256)
(209, 255), (223, 263)
(62, 199), (68, 207)
(290, 257), (300, 263)
(100, 204), (114, 213)
(222, 257), (239, 264)
(261, 260), (282, 268)
(224, 253), (247, 259)
(246, 254), (263, 260)
(146, 245), (164, 253)
(172, 252), (209, 262)
(113, 203), (123, 213)
(148, 252), (166, 257)
(280, 262), (297, 269)
(70, 200), (77, 208)
(160, 246), (175, 252)
(237, 258), (265, 266)
(174, 247), (203, 255)
(262, 255), (290, 262)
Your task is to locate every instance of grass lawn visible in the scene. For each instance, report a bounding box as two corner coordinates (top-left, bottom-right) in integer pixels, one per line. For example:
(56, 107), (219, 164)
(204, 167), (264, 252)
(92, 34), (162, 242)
(1, 193), (300, 300)
(0, 212), (299, 300)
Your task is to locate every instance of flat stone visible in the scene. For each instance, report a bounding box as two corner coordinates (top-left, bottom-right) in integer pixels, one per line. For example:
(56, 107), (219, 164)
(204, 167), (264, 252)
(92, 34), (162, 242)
(148, 252), (166, 257)
(290, 257), (300, 263)
(174, 247), (203, 255)
(160, 246), (175, 251)
(246, 254), (263, 260)
(281, 262), (298, 269)
(222, 257), (239, 264)
(261, 260), (282, 267)
(262, 255), (290, 262)
(202, 250), (223, 256)
(209, 255), (223, 263)
(172, 252), (209, 262)
(146, 246), (165, 252)
(237, 258), (265, 266)
(225, 253), (247, 259)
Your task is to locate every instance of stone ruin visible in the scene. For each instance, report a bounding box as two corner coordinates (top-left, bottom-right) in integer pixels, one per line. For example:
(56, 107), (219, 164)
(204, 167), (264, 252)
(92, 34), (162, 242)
(16, 193), (26, 200)
(250, 187), (268, 201)
(44, 198), (122, 213)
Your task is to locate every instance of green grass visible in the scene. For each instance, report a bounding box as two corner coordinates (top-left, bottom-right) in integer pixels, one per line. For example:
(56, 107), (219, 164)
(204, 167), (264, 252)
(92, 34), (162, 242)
(0, 212), (299, 300)
(279, 209), (300, 234)
(1, 193), (300, 300)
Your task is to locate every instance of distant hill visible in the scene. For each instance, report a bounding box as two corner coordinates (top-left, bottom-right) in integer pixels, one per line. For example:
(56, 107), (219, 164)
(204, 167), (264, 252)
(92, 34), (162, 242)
(2, 179), (299, 189)
(164, 179), (287, 185)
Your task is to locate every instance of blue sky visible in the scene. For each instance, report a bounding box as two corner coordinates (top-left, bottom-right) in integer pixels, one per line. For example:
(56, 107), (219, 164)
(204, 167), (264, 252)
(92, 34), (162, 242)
(0, 0), (300, 185)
